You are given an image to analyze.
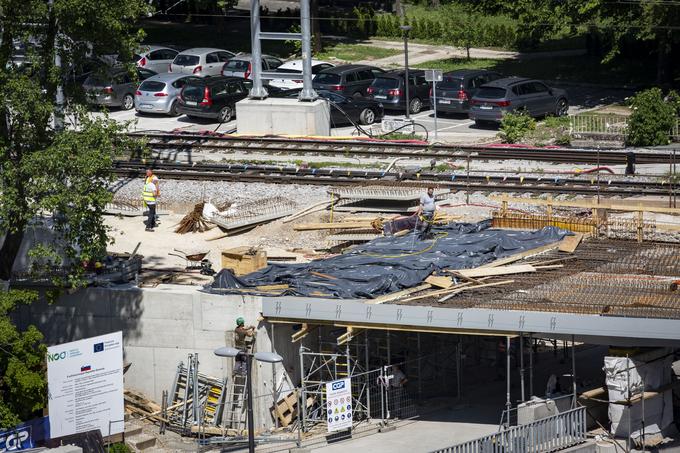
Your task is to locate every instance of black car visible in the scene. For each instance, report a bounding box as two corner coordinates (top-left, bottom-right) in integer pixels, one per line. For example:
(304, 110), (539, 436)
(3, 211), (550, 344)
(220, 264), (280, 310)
(275, 89), (384, 126)
(312, 64), (384, 99)
(177, 76), (250, 122)
(430, 69), (503, 114)
(367, 69), (430, 114)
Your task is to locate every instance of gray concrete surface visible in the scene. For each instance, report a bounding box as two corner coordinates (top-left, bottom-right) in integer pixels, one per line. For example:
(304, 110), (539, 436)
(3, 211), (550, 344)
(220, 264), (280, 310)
(236, 97), (331, 135)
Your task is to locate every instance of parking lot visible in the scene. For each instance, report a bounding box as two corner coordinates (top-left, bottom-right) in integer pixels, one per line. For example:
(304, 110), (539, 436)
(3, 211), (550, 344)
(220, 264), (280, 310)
(94, 82), (633, 144)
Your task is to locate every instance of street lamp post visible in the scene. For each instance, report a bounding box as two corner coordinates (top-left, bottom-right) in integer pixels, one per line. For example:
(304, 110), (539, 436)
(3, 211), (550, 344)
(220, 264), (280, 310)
(399, 25), (412, 120)
(214, 347), (283, 453)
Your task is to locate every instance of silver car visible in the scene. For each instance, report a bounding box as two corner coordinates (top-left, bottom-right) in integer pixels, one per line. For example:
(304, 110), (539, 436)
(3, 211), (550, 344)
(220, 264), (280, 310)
(169, 48), (235, 77)
(220, 53), (283, 79)
(135, 73), (195, 116)
(134, 45), (179, 73)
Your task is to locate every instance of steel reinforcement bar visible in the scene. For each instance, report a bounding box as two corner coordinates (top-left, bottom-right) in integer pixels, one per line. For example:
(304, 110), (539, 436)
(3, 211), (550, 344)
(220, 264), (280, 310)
(129, 132), (680, 165)
(113, 161), (679, 198)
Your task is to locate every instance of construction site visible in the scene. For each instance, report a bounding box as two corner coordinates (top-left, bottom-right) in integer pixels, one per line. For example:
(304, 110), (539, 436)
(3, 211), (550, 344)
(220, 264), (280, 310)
(8, 134), (680, 453)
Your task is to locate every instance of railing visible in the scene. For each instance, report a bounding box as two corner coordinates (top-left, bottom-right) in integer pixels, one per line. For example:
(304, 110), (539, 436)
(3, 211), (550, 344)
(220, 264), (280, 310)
(570, 115), (680, 142)
(429, 406), (587, 453)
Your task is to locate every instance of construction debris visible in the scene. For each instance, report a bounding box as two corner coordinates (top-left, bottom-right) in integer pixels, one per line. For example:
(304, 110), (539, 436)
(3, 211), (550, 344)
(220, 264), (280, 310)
(175, 202), (212, 234)
(212, 197), (297, 235)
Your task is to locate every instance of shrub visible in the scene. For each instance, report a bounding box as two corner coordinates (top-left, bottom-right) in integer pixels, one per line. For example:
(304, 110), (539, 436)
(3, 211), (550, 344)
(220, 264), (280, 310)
(499, 112), (536, 144)
(626, 88), (677, 146)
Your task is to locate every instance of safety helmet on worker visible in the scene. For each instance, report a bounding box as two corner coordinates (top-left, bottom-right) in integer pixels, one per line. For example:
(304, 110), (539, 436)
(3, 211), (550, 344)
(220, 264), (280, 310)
(236, 317), (245, 326)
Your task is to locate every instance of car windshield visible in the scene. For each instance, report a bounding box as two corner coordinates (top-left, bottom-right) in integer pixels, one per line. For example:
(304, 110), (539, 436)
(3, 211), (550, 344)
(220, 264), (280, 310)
(275, 67), (302, 74)
(139, 81), (166, 92)
(224, 60), (249, 71)
(174, 55), (200, 66)
(372, 77), (399, 89)
(183, 84), (205, 101)
(475, 87), (506, 99)
(314, 73), (341, 84)
(439, 77), (463, 90)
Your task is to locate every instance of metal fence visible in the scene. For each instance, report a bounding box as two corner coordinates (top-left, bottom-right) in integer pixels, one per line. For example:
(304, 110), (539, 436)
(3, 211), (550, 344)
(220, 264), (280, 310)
(429, 406), (587, 453)
(570, 115), (680, 142)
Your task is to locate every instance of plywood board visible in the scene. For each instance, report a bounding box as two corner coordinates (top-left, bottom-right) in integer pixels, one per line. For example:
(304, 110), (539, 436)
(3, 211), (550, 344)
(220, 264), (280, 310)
(424, 275), (454, 289)
(559, 233), (584, 253)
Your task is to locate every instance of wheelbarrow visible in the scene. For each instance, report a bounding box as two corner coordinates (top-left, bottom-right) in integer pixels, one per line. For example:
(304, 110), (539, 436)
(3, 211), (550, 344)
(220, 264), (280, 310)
(168, 249), (215, 275)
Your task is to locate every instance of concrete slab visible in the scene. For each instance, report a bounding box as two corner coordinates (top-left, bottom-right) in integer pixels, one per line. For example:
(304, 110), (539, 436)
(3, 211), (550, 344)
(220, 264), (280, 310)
(236, 98), (331, 136)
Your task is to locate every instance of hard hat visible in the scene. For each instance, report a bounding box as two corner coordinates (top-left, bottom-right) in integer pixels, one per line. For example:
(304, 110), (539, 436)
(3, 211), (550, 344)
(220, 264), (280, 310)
(236, 317), (245, 326)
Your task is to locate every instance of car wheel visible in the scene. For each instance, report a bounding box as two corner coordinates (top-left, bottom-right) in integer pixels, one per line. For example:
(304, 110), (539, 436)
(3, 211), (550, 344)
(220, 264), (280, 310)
(169, 101), (180, 117)
(359, 108), (376, 125)
(218, 106), (233, 123)
(352, 92), (363, 99)
(409, 97), (422, 114)
(555, 98), (569, 116)
(122, 94), (134, 110)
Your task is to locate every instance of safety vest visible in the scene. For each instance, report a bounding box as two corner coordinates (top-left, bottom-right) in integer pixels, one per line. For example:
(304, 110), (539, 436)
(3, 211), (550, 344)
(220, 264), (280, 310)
(142, 182), (156, 204)
(145, 175), (160, 195)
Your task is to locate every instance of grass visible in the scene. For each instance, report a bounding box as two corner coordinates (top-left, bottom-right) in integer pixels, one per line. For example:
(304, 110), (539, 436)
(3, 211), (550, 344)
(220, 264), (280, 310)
(315, 43), (399, 63)
(415, 54), (658, 86)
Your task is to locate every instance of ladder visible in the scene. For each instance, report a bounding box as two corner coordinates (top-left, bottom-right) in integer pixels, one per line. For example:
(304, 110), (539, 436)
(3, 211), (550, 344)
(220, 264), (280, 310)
(222, 332), (256, 431)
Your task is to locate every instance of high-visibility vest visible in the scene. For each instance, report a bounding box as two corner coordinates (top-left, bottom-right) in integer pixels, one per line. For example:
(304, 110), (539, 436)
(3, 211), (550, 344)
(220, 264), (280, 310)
(142, 183), (156, 204)
(145, 175), (160, 195)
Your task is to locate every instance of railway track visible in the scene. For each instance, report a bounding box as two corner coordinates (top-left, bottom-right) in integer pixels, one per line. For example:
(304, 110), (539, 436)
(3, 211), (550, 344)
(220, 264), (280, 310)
(129, 131), (680, 165)
(113, 160), (680, 198)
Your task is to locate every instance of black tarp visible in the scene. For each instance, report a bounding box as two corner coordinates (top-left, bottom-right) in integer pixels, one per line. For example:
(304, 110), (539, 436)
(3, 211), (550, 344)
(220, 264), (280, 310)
(207, 221), (568, 299)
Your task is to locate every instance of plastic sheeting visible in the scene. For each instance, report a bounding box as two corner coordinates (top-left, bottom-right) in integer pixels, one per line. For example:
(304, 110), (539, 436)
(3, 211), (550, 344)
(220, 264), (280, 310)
(207, 221), (568, 299)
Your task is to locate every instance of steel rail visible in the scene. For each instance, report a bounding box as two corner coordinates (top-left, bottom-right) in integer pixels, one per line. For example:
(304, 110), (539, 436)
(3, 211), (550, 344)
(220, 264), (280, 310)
(128, 132), (679, 165)
(113, 161), (675, 197)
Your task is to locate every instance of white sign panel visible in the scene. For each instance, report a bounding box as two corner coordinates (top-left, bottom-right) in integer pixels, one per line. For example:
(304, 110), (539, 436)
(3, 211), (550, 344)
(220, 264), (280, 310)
(325, 378), (352, 432)
(424, 69), (443, 82)
(47, 331), (124, 438)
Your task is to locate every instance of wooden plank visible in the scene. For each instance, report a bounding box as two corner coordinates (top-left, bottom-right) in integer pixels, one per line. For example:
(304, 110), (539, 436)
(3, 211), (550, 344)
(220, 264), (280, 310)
(366, 283), (431, 305)
(439, 280), (515, 302)
(294, 222), (375, 231)
(424, 275), (453, 289)
(283, 200), (332, 223)
(480, 241), (565, 268)
(489, 194), (680, 215)
(559, 233), (584, 253)
(449, 264), (536, 278)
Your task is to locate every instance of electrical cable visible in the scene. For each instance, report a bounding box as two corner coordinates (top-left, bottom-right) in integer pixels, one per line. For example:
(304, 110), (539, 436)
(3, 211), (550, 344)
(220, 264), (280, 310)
(360, 231), (448, 259)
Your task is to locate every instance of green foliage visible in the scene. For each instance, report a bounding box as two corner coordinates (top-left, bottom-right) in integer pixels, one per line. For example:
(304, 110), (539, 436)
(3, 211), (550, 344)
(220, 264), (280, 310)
(108, 443), (132, 453)
(499, 112), (536, 144)
(626, 88), (677, 147)
(0, 0), (147, 281)
(0, 290), (46, 428)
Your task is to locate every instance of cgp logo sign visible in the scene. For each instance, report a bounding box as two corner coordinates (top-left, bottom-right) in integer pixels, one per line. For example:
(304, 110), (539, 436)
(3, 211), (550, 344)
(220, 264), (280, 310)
(0, 428), (31, 452)
(331, 381), (345, 391)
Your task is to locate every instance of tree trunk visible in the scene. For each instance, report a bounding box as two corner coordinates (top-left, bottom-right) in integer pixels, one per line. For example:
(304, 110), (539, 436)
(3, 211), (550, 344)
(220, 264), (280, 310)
(0, 228), (25, 280)
(431, 0), (440, 7)
(394, 0), (402, 16)
(656, 31), (672, 85)
(311, 0), (321, 54)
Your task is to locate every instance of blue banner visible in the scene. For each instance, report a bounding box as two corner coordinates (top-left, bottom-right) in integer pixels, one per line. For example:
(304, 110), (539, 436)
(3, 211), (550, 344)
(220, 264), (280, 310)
(0, 416), (50, 451)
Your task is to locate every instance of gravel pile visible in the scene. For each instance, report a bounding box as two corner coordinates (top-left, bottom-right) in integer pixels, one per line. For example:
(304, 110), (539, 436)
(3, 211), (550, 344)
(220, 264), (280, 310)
(112, 179), (330, 207)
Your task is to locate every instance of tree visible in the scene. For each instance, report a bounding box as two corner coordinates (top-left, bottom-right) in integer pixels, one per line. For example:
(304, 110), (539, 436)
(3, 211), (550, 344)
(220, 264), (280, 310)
(0, 289), (46, 428)
(481, 0), (679, 83)
(0, 0), (148, 281)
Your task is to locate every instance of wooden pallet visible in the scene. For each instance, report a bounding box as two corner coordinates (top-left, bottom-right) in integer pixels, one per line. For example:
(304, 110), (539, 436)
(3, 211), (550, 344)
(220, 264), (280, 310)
(270, 390), (315, 427)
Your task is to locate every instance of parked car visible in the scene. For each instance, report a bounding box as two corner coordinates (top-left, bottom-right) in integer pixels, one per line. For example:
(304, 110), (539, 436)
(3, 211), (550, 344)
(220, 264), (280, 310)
(169, 48), (235, 77)
(468, 77), (569, 125)
(366, 69), (430, 114)
(276, 89), (384, 126)
(83, 67), (157, 110)
(134, 45), (179, 73)
(312, 64), (384, 99)
(430, 69), (503, 114)
(221, 53), (283, 79)
(177, 76), (250, 122)
(268, 59), (334, 90)
(135, 73), (196, 116)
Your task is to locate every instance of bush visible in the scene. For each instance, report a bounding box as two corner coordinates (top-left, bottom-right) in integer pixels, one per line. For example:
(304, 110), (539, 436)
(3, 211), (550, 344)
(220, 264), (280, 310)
(626, 88), (677, 146)
(499, 112), (536, 144)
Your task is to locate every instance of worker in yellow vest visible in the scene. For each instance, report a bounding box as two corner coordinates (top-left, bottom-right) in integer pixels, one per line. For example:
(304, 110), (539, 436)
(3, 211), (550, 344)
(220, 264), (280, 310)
(142, 170), (159, 231)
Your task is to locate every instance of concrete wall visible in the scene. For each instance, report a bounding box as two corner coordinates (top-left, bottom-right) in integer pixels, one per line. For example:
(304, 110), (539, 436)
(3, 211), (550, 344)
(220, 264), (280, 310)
(14, 284), (297, 431)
